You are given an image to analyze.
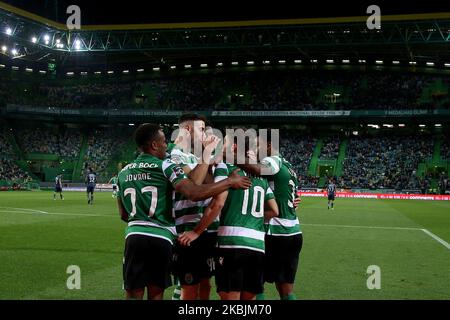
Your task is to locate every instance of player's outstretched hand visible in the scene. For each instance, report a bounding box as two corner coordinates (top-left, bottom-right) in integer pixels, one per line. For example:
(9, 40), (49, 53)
(178, 231), (200, 246)
(228, 169), (252, 189)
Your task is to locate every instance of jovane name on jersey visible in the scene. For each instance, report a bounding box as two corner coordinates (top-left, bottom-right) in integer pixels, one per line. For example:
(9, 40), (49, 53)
(124, 173), (153, 182)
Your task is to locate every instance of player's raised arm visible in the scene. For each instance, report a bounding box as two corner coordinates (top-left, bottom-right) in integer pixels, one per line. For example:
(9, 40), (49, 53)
(235, 131), (280, 177)
(170, 134), (220, 185)
(173, 168), (250, 201)
(237, 154), (281, 177)
(162, 158), (251, 202)
(237, 161), (271, 176)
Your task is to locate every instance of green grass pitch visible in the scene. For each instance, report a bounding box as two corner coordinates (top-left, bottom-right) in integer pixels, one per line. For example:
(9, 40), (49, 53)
(0, 191), (449, 300)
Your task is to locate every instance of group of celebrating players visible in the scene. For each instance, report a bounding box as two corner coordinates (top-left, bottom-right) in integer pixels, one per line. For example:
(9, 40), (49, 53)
(116, 114), (303, 300)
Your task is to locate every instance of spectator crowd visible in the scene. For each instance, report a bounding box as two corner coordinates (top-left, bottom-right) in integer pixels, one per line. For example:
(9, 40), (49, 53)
(339, 136), (433, 190)
(1, 124), (448, 192)
(0, 158), (33, 183)
(81, 129), (127, 181)
(0, 128), (15, 156)
(15, 128), (82, 159)
(280, 132), (316, 180)
(320, 137), (340, 160)
(1, 70), (449, 111)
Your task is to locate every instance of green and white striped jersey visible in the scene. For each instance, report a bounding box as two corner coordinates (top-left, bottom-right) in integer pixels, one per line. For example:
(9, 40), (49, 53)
(118, 153), (188, 245)
(261, 155), (301, 236)
(214, 163), (275, 253)
(166, 142), (176, 157)
(169, 146), (218, 233)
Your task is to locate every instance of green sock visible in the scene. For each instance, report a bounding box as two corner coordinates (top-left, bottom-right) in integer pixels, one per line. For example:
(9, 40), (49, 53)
(281, 293), (296, 300)
(256, 293), (265, 300)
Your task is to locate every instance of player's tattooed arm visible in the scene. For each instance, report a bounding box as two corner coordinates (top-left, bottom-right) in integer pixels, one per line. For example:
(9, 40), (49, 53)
(117, 198), (128, 222)
(186, 164), (209, 185)
(264, 198), (279, 223)
(174, 169), (251, 201)
(236, 162), (271, 176)
(237, 154), (280, 177)
(178, 191), (228, 246)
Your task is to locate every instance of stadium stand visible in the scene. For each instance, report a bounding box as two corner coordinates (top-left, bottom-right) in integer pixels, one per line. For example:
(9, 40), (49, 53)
(320, 137), (340, 160)
(81, 129), (128, 181)
(350, 73), (428, 110)
(14, 127), (82, 158)
(1, 120), (447, 193)
(438, 173), (450, 194)
(0, 128), (15, 157)
(280, 132), (316, 176)
(2, 70), (450, 111)
(280, 132), (318, 188)
(0, 158), (32, 183)
(340, 135), (434, 190)
(15, 127), (60, 154)
(1, 68), (449, 191)
(299, 176), (321, 189)
(59, 130), (83, 159)
(40, 83), (135, 109)
(442, 134), (450, 160)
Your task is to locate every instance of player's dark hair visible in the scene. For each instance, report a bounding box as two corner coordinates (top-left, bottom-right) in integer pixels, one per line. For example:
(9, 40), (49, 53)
(134, 123), (162, 148)
(205, 120), (214, 129)
(178, 113), (207, 124)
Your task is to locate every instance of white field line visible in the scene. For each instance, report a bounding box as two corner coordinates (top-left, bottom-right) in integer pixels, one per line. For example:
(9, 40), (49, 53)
(302, 223), (420, 231)
(1, 208), (449, 250)
(0, 207), (114, 218)
(421, 229), (450, 250)
(0, 207), (48, 214)
(303, 223), (450, 251)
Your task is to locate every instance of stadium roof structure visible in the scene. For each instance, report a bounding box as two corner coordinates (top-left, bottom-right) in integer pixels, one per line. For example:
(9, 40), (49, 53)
(1, 1), (450, 70)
